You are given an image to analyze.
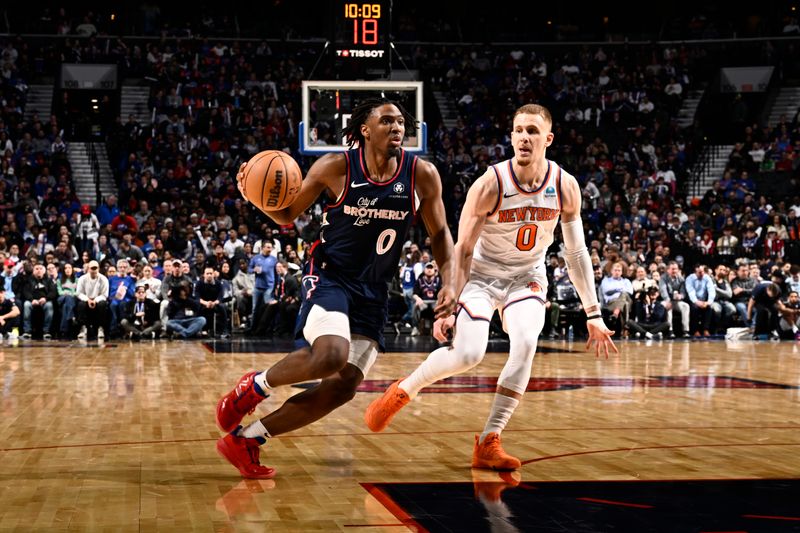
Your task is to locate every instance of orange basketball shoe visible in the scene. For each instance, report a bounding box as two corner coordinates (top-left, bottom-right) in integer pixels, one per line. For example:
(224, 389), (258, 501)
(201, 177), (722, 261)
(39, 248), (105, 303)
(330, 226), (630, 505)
(472, 433), (521, 471)
(216, 430), (276, 479)
(364, 379), (410, 432)
(216, 372), (269, 432)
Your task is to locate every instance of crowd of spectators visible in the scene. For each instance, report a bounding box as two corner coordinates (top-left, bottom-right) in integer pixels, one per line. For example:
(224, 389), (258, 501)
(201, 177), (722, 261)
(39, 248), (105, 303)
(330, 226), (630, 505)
(1, 15), (800, 342)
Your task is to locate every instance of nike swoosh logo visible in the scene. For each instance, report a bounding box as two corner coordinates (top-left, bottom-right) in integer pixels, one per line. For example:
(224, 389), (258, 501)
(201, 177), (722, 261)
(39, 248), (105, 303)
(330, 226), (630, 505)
(503, 192), (519, 198)
(351, 181), (370, 188)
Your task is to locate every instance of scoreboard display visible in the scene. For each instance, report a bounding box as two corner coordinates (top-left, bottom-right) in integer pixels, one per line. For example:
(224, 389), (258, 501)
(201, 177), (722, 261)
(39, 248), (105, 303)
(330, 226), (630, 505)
(332, 1), (391, 75)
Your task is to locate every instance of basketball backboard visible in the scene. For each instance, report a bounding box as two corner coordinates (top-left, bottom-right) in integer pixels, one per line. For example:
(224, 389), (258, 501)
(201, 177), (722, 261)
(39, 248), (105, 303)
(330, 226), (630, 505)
(300, 80), (425, 155)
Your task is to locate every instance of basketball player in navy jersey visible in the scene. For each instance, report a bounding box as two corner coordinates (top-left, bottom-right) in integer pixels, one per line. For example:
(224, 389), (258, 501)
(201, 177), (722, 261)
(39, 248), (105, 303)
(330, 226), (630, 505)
(365, 104), (617, 471)
(215, 99), (455, 478)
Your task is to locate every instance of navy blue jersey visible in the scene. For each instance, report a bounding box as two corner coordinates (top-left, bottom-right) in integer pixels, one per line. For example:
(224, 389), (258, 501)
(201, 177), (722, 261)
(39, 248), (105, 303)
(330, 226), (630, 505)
(316, 148), (418, 284)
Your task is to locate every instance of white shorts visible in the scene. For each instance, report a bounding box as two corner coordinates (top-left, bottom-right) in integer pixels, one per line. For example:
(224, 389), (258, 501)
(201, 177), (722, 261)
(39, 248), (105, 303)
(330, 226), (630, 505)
(302, 304), (378, 376)
(303, 304), (350, 345)
(458, 266), (548, 331)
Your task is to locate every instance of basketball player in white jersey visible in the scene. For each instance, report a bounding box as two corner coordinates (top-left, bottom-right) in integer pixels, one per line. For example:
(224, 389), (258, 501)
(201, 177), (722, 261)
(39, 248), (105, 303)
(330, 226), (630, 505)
(365, 103), (617, 470)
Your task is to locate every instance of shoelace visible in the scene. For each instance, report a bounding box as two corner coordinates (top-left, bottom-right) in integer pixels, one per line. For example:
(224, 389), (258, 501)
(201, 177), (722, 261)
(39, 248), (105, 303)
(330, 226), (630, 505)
(234, 384), (259, 415)
(246, 442), (260, 465)
(482, 437), (504, 456)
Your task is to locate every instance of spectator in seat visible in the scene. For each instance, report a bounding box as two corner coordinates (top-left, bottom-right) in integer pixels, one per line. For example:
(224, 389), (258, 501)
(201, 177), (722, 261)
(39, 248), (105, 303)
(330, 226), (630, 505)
(76, 260), (109, 339)
(248, 241), (277, 326)
(108, 259), (136, 337)
(716, 225), (739, 263)
(0, 287), (20, 339)
(397, 251), (419, 331)
(731, 263), (757, 327)
(276, 262), (301, 337)
(160, 259), (192, 331)
(787, 265), (800, 295)
(195, 267), (230, 338)
(660, 261), (691, 338)
(232, 258), (254, 329)
(543, 280), (562, 339)
(763, 229), (784, 260)
(110, 207), (139, 236)
(1, 259), (16, 302)
(136, 264), (162, 303)
(252, 261), (299, 337)
(166, 284), (206, 339)
(412, 262), (442, 336)
(685, 264), (716, 337)
(777, 290), (800, 340)
(56, 262), (78, 338)
(121, 285), (161, 340)
(631, 265), (657, 299)
(96, 195), (120, 226)
(76, 204), (101, 256)
(21, 264), (57, 340)
(599, 262), (633, 336)
(748, 282), (783, 339)
(627, 286), (670, 339)
(117, 236), (145, 265)
(711, 264), (736, 330)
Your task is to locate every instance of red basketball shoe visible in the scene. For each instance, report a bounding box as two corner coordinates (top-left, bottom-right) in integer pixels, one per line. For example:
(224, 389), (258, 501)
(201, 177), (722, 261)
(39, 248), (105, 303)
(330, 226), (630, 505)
(216, 372), (269, 432)
(216, 430), (276, 479)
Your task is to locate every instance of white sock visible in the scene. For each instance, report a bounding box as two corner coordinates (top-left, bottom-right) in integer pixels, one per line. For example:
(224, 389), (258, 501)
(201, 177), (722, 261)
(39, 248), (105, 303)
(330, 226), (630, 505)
(239, 419), (271, 440)
(254, 371), (272, 395)
(480, 394), (519, 443)
(399, 347), (459, 399)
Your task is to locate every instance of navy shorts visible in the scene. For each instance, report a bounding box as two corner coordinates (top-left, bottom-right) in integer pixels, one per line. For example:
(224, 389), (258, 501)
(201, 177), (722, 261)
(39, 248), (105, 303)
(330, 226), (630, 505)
(294, 265), (388, 351)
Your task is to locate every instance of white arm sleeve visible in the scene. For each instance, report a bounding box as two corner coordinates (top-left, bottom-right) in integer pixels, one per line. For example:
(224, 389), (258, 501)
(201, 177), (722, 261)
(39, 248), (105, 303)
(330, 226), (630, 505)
(561, 218), (600, 313)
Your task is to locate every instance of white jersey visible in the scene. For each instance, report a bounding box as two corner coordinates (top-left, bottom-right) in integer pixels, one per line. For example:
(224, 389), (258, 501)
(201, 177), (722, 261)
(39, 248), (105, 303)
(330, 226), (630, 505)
(471, 158), (564, 277)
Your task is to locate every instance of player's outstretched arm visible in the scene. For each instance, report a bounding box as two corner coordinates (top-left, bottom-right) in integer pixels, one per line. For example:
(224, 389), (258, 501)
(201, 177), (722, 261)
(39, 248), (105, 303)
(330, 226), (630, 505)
(236, 154), (345, 225)
(428, 170), (497, 342)
(415, 159), (456, 319)
(559, 173), (618, 359)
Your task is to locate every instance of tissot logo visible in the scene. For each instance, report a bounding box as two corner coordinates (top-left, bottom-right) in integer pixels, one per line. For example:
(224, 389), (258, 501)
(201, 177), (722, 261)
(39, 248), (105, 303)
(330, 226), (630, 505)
(336, 49), (385, 58)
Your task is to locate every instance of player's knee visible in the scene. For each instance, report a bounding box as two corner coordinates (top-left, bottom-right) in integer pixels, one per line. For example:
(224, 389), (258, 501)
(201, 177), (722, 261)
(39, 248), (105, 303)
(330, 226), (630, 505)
(458, 344), (486, 369)
(311, 338), (350, 375)
(328, 375), (359, 406)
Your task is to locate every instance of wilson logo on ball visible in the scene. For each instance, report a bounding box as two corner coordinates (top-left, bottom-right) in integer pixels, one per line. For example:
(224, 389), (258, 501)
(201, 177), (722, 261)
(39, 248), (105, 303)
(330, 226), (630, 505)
(266, 169), (284, 207)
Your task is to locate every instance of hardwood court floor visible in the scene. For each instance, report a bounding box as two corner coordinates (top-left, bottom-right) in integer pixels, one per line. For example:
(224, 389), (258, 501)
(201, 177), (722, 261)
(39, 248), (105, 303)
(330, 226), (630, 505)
(0, 338), (799, 531)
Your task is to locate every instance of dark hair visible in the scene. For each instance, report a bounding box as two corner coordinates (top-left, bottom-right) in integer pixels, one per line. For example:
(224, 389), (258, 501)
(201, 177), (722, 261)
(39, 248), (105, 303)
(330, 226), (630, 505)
(341, 98), (418, 148)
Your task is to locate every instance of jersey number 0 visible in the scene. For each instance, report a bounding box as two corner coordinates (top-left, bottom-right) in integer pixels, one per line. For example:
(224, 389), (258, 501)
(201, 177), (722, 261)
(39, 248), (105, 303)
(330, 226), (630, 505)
(376, 228), (397, 255)
(515, 223), (538, 251)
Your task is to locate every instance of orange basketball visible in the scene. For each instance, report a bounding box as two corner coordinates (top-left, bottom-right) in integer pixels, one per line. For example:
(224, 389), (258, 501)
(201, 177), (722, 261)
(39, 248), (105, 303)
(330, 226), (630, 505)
(241, 150), (302, 211)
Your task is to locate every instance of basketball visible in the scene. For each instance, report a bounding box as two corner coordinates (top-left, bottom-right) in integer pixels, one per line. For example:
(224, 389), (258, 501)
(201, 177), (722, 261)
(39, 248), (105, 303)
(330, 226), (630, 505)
(240, 150), (303, 211)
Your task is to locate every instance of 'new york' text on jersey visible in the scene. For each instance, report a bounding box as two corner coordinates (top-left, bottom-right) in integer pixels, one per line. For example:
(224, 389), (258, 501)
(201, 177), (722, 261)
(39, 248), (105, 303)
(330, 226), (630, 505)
(472, 158), (566, 276)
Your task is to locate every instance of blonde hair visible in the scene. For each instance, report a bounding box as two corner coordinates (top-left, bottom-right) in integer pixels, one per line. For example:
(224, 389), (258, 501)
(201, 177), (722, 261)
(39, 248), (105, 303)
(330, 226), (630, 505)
(513, 104), (553, 125)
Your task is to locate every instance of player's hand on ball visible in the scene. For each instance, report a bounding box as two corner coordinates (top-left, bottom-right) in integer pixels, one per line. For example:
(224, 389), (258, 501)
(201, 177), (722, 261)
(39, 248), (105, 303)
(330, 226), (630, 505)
(585, 317), (619, 359)
(236, 162), (248, 201)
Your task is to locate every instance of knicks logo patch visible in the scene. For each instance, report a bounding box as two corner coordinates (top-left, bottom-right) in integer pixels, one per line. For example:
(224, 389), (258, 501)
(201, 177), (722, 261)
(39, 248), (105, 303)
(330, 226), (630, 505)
(527, 281), (543, 293)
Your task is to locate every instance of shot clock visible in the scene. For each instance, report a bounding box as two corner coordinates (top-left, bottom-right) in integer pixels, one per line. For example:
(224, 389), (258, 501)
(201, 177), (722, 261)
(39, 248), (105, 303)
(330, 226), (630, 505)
(333, 0), (390, 74)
